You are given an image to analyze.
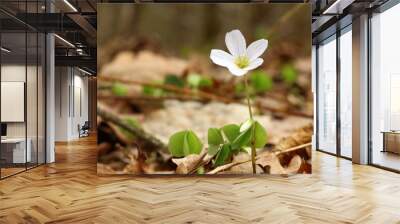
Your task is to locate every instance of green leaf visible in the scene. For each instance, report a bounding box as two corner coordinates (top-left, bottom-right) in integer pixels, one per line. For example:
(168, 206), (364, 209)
(240, 119), (254, 132)
(199, 77), (213, 88)
(208, 128), (223, 146)
(168, 130), (203, 157)
(281, 64), (298, 85)
(187, 74), (201, 88)
(250, 70), (273, 93)
(164, 74), (185, 88)
(214, 144), (231, 167)
(184, 130), (203, 156)
(221, 124), (240, 143)
(112, 83), (128, 96)
(168, 131), (187, 157)
(231, 127), (252, 149)
(253, 121), (268, 148)
(231, 120), (267, 150)
(208, 144), (220, 156)
(187, 73), (213, 89)
(142, 83), (164, 97)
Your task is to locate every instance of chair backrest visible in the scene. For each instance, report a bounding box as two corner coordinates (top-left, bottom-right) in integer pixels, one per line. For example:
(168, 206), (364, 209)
(82, 121), (90, 129)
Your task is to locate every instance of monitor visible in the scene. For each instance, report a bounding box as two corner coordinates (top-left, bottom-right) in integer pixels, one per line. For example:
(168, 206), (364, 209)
(1, 123), (7, 137)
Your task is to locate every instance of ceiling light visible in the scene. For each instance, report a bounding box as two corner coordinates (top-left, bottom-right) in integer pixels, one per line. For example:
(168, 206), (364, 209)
(323, 0), (355, 15)
(63, 0), (78, 12)
(78, 67), (93, 76)
(54, 34), (75, 48)
(1, 47), (11, 53)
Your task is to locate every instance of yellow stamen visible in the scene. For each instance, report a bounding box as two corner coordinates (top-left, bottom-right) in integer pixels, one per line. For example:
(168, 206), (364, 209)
(235, 56), (250, 69)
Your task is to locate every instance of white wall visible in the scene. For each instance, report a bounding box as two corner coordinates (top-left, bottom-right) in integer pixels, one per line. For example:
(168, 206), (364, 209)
(55, 67), (89, 141)
(1, 65), (28, 138)
(1, 63), (46, 164)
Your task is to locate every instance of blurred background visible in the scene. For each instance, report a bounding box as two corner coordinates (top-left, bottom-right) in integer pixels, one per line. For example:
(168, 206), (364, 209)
(98, 4), (311, 67)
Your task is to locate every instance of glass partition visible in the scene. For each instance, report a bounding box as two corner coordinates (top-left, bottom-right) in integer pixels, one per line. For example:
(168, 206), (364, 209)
(0, 2), (46, 179)
(317, 35), (337, 154)
(339, 27), (352, 158)
(370, 3), (400, 171)
(1, 30), (28, 178)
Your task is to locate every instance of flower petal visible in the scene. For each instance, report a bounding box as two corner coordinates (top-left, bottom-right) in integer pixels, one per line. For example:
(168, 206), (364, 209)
(210, 49), (234, 67)
(246, 39), (268, 61)
(228, 65), (248, 76)
(244, 58), (264, 71)
(225, 30), (246, 57)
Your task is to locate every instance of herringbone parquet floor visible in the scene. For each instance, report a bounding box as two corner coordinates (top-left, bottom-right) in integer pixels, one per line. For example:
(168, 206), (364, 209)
(0, 135), (399, 224)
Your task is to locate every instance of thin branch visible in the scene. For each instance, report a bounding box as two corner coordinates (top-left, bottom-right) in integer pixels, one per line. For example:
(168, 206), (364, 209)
(98, 94), (206, 103)
(99, 76), (231, 103)
(187, 150), (208, 174)
(99, 76), (313, 118)
(206, 142), (312, 174)
(207, 158), (252, 175)
(97, 104), (169, 156)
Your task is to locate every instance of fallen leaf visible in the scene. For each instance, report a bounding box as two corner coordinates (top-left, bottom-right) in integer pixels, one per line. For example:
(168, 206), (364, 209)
(285, 155), (303, 174)
(256, 151), (286, 174)
(172, 151), (206, 174)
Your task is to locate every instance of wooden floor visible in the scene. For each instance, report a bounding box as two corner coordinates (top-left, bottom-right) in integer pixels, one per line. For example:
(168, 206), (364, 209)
(372, 151), (400, 171)
(0, 135), (400, 224)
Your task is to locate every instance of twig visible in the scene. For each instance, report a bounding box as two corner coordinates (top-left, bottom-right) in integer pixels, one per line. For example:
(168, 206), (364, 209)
(99, 76), (231, 103)
(187, 150), (208, 174)
(206, 142), (312, 174)
(97, 104), (169, 155)
(207, 159), (252, 175)
(278, 142), (312, 154)
(99, 76), (312, 118)
(98, 94), (206, 103)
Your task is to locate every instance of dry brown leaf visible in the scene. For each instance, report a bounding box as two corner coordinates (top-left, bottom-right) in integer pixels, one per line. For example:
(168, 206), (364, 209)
(275, 124), (313, 151)
(285, 155), (303, 174)
(256, 151), (286, 174)
(228, 153), (263, 174)
(172, 151), (207, 174)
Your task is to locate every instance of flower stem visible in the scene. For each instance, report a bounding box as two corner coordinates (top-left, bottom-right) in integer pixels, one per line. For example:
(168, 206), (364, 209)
(244, 76), (256, 174)
(244, 76), (253, 120)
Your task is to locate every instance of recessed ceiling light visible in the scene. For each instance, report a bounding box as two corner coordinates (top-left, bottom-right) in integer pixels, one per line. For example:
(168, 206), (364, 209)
(78, 67), (93, 76)
(63, 0), (78, 12)
(54, 34), (75, 48)
(1, 47), (11, 53)
(323, 0), (354, 15)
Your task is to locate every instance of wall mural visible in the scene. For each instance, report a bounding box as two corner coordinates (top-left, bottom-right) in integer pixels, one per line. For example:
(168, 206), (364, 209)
(97, 3), (313, 175)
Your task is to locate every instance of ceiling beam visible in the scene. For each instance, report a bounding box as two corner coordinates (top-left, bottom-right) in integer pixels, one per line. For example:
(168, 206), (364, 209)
(55, 55), (96, 70)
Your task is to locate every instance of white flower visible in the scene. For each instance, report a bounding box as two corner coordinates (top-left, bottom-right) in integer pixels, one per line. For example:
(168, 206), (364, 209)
(210, 29), (268, 76)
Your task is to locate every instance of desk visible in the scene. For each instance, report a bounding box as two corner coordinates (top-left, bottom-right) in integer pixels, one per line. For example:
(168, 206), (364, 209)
(382, 131), (400, 154)
(1, 138), (31, 163)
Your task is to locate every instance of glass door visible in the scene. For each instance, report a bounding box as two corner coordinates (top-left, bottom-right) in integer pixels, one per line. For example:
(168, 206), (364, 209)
(0, 1), (47, 179)
(370, 3), (400, 171)
(339, 26), (352, 158)
(1, 30), (28, 178)
(317, 35), (337, 154)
